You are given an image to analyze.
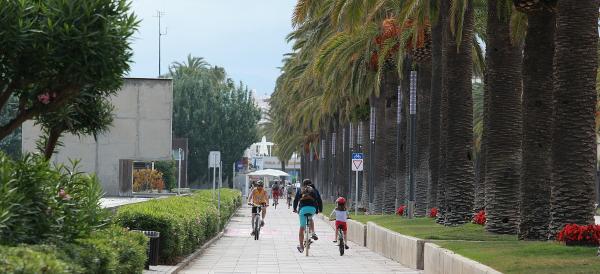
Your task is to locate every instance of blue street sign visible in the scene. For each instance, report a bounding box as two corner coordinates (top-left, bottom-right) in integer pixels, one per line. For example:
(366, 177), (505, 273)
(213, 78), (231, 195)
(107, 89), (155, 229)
(352, 153), (363, 160)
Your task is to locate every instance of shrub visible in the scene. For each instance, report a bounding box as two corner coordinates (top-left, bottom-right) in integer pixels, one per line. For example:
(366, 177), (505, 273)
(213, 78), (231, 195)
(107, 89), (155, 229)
(115, 189), (241, 264)
(473, 210), (486, 225)
(396, 205), (406, 216)
(133, 169), (164, 193)
(60, 226), (147, 274)
(0, 245), (76, 274)
(0, 153), (109, 245)
(154, 161), (177, 191)
(556, 224), (600, 246)
(429, 207), (438, 218)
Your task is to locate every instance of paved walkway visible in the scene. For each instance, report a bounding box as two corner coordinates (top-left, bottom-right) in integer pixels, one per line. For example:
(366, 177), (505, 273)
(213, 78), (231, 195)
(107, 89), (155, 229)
(180, 201), (420, 274)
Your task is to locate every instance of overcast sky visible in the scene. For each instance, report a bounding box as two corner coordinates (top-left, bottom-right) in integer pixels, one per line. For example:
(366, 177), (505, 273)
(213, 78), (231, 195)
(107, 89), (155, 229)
(127, 0), (296, 96)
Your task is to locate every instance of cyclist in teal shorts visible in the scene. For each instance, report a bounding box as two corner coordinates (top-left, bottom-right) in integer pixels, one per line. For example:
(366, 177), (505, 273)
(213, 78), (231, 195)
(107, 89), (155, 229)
(293, 179), (322, 253)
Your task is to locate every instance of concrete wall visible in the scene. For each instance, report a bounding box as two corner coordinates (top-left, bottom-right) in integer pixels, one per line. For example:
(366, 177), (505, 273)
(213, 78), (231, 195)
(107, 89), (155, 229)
(424, 243), (502, 274)
(22, 78), (173, 196)
(366, 222), (425, 270)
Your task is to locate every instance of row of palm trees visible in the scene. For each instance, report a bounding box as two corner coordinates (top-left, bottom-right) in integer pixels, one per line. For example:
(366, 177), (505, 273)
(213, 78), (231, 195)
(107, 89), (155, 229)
(267, 0), (599, 240)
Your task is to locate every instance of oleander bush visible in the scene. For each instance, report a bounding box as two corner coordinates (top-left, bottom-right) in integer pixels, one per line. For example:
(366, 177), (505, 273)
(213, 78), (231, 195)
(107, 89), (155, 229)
(115, 189), (241, 264)
(0, 153), (109, 245)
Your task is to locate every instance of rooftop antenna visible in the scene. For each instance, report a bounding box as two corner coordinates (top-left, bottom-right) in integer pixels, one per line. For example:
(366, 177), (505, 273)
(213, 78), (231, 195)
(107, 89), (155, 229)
(154, 10), (167, 77)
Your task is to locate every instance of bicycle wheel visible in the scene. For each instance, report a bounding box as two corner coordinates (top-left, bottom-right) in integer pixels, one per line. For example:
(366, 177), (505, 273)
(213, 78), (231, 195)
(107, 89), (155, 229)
(254, 215), (260, 240)
(338, 228), (344, 256)
(305, 217), (311, 256)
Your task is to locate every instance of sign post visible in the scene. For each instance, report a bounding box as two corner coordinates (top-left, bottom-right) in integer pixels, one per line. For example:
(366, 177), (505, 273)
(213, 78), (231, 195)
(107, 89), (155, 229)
(352, 153), (363, 216)
(209, 151), (221, 201)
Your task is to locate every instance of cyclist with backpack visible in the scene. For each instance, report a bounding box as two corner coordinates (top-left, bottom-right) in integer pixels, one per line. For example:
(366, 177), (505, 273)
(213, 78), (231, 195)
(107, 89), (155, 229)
(286, 182), (294, 209)
(293, 179), (323, 253)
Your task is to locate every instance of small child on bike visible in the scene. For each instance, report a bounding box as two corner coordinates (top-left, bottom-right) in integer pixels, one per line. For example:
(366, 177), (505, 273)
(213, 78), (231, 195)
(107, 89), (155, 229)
(329, 196), (350, 249)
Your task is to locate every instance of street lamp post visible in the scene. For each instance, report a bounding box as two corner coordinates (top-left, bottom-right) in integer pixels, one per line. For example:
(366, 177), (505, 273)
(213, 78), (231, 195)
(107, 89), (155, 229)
(369, 105), (376, 213)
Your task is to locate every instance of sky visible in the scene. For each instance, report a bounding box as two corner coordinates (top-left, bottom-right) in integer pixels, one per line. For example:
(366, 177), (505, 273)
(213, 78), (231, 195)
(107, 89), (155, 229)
(128, 0), (296, 96)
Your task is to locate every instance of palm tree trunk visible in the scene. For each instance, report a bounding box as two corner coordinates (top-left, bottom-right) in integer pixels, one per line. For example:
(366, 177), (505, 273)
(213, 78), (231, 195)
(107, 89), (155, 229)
(361, 120), (370, 209)
(416, 62), (432, 217)
(436, 0), (450, 225)
(484, 0), (524, 234)
(444, 0), (475, 225)
(474, 73), (490, 212)
(383, 64), (400, 213)
(374, 82), (387, 213)
(428, 9), (443, 211)
(518, 8), (555, 240)
(550, 0), (599, 233)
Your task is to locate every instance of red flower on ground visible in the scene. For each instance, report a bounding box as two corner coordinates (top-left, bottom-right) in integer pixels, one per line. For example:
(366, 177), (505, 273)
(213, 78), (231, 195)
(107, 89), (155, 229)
(429, 208), (438, 218)
(556, 224), (600, 246)
(396, 205), (406, 216)
(472, 210), (486, 225)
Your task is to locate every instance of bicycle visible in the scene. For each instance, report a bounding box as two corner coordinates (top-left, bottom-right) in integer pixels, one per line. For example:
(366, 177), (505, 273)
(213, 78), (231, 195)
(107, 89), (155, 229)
(250, 204), (264, 240)
(273, 192), (279, 209)
(303, 213), (314, 256)
(286, 194), (292, 209)
(337, 224), (345, 256)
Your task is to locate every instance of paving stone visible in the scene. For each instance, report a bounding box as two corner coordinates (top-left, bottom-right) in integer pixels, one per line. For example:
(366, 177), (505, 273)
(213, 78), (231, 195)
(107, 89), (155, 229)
(181, 201), (421, 274)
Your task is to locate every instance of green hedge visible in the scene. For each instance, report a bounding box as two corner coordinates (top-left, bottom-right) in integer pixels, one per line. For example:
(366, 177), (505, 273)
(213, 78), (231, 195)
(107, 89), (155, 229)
(0, 226), (147, 274)
(0, 245), (74, 274)
(115, 189), (241, 264)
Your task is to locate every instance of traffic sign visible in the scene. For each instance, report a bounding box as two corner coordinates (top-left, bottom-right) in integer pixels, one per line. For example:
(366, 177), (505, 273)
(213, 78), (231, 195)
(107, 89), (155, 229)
(352, 153), (363, 160)
(209, 151), (221, 168)
(352, 160), (363, 171)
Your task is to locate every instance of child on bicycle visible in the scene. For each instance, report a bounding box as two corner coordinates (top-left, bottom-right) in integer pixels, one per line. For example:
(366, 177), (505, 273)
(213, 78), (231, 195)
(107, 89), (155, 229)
(329, 196), (350, 249)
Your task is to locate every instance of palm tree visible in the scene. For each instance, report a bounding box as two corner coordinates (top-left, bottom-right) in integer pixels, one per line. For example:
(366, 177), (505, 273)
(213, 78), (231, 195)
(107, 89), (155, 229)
(517, 2), (556, 240)
(549, 0), (599, 233)
(443, 0), (475, 225)
(483, 0), (523, 235)
(416, 61), (432, 216)
(427, 5), (443, 211)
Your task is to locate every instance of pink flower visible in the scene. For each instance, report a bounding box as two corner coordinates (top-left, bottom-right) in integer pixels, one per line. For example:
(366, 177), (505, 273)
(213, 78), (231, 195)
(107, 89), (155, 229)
(38, 93), (50, 104)
(58, 188), (71, 200)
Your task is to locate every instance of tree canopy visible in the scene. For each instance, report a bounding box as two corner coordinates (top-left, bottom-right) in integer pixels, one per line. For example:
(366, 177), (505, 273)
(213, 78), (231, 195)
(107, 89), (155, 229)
(169, 55), (261, 184)
(0, 0), (138, 140)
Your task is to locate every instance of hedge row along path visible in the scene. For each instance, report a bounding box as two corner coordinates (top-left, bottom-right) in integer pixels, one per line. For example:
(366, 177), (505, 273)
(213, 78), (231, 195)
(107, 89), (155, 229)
(181, 201), (420, 274)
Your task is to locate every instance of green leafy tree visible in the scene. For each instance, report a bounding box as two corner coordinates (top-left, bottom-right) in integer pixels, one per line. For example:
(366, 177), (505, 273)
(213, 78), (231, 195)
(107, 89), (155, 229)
(169, 56), (261, 184)
(35, 93), (115, 159)
(0, 0), (138, 140)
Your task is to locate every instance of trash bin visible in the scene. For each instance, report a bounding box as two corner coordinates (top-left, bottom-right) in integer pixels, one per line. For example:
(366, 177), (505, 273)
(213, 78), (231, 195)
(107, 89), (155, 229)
(134, 230), (160, 269)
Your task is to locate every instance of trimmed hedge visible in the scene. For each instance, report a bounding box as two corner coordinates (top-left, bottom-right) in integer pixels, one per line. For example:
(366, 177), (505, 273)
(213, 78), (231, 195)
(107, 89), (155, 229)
(0, 226), (147, 274)
(115, 189), (241, 264)
(0, 245), (74, 274)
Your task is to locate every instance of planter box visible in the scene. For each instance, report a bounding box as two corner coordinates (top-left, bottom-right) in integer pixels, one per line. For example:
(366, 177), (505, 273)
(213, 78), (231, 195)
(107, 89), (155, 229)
(424, 243), (502, 274)
(366, 222), (425, 270)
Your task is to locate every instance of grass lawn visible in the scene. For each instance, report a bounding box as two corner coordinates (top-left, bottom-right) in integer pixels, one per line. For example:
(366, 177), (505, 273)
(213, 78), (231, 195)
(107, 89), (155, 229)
(323, 203), (600, 273)
(439, 241), (600, 274)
